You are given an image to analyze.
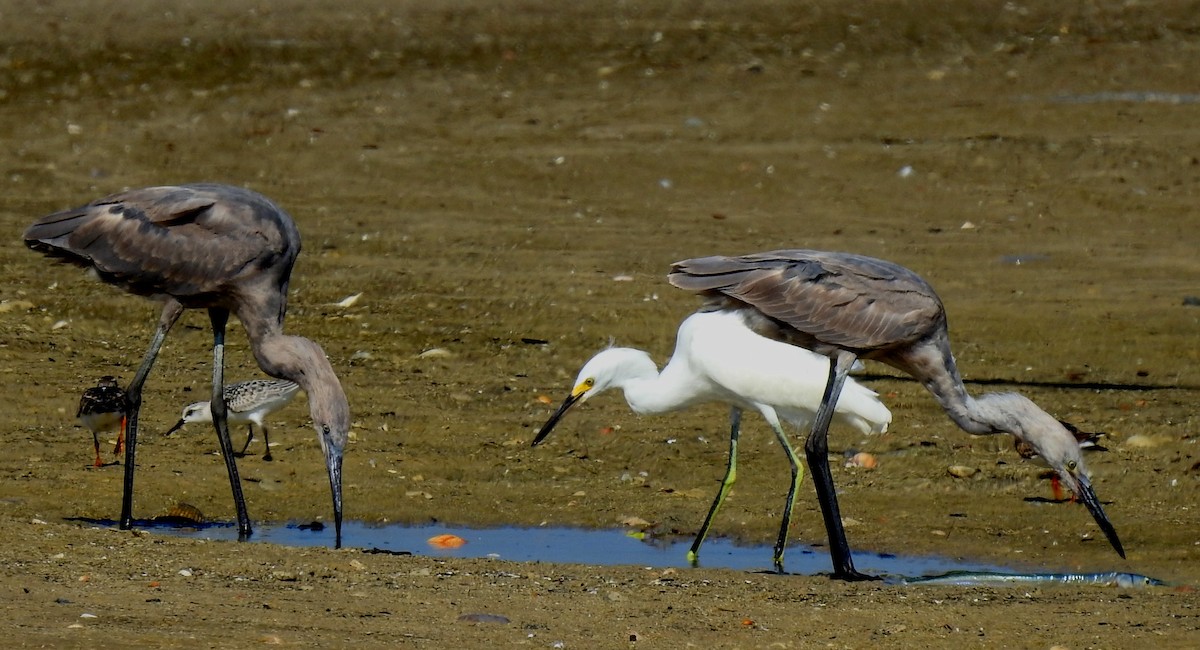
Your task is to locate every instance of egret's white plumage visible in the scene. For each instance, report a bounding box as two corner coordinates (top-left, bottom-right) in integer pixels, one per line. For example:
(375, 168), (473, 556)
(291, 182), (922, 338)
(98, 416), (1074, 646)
(534, 309), (892, 571)
(571, 311), (891, 432)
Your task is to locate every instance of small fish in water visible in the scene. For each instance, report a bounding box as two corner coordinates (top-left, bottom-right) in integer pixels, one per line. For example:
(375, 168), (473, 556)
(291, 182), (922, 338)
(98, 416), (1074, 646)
(895, 570), (1165, 588)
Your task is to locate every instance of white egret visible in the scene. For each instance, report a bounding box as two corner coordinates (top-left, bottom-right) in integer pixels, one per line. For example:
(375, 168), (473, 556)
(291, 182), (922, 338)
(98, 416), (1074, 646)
(533, 309), (892, 572)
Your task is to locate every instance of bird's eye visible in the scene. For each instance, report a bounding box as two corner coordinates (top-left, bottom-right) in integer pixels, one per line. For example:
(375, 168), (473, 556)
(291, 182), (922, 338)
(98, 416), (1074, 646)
(322, 424), (331, 435)
(1065, 460), (1077, 471)
(583, 378), (595, 388)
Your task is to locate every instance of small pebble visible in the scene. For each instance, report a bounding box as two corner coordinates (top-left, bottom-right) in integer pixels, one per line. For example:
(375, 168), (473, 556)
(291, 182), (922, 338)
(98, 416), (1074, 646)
(1122, 434), (1160, 449)
(845, 452), (878, 469)
(999, 253), (1050, 265)
(947, 465), (978, 478)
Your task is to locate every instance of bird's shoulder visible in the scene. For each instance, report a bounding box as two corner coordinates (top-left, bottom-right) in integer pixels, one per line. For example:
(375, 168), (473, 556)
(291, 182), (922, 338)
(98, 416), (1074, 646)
(25, 184), (300, 299)
(669, 249), (945, 353)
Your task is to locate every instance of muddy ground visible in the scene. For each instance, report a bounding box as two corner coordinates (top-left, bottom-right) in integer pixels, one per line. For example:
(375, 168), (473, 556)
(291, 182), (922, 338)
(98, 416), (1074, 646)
(0, 0), (1198, 647)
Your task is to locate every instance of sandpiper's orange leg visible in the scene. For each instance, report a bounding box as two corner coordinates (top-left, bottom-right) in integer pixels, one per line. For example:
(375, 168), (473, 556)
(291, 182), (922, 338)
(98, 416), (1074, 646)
(113, 416), (127, 456)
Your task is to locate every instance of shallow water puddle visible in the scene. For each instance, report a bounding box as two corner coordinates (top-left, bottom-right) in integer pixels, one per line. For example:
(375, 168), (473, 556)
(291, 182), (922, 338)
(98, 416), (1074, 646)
(70, 517), (1010, 579)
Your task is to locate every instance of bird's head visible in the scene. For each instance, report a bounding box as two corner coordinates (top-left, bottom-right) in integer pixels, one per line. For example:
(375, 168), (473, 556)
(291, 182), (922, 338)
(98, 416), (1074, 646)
(1015, 409), (1125, 559)
(253, 333), (349, 548)
(304, 371), (350, 550)
(164, 401), (212, 435)
(531, 348), (655, 446)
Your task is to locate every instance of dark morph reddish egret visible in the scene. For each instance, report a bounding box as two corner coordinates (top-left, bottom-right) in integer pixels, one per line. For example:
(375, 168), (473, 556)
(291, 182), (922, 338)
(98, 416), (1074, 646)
(669, 249), (1124, 580)
(164, 378), (301, 461)
(77, 375), (128, 468)
(25, 184), (349, 547)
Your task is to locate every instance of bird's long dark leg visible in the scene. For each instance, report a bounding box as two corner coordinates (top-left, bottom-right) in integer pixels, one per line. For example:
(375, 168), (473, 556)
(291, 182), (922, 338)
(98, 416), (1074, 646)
(120, 300), (184, 530)
(805, 350), (878, 581)
(260, 425), (273, 462)
(235, 426), (254, 458)
(764, 410), (803, 574)
(689, 406), (742, 566)
(209, 308), (252, 539)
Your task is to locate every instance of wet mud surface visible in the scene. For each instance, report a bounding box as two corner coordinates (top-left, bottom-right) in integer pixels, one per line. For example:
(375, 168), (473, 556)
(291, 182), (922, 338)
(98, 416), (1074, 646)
(0, 1), (1197, 647)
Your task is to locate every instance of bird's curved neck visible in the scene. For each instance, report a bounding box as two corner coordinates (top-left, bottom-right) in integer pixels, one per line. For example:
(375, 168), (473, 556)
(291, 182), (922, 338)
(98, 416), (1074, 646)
(247, 328), (348, 424)
(893, 330), (998, 435)
(920, 368), (996, 435)
(905, 331), (1042, 437)
(619, 359), (705, 415)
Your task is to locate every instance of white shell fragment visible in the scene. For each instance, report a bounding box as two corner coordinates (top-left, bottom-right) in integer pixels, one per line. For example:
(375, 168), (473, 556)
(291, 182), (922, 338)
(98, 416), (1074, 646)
(331, 292), (362, 309)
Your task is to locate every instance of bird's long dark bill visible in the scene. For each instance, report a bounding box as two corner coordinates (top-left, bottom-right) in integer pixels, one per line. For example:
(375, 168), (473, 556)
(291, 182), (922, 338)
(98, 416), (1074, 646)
(163, 418), (186, 436)
(532, 392), (582, 446)
(326, 449), (344, 549)
(1076, 478), (1125, 559)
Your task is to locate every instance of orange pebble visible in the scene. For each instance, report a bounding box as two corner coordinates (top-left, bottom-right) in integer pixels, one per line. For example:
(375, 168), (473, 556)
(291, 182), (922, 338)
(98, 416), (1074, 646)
(536, 395), (553, 405)
(846, 452), (878, 469)
(427, 533), (467, 549)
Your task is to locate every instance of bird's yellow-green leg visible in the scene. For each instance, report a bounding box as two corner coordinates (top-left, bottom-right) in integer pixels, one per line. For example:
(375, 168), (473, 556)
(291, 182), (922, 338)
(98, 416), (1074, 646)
(764, 411), (804, 574)
(689, 407), (742, 565)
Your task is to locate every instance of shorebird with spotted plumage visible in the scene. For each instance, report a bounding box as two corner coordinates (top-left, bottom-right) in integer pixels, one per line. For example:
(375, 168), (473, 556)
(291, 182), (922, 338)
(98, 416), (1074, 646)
(165, 378), (301, 461)
(77, 375), (128, 468)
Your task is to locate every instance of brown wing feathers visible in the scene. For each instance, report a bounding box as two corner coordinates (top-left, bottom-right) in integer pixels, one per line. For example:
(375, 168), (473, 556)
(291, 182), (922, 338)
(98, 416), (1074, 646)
(670, 250), (945, 357)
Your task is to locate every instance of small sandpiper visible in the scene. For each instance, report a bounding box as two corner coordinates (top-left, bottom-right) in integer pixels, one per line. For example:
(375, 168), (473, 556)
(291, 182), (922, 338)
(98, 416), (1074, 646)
(77, 376), (128, 467)
(165, 378), (301, 461)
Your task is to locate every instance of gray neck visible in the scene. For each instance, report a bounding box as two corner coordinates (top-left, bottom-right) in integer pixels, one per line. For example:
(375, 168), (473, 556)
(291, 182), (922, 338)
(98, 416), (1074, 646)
(898, 329), (1016, 436)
